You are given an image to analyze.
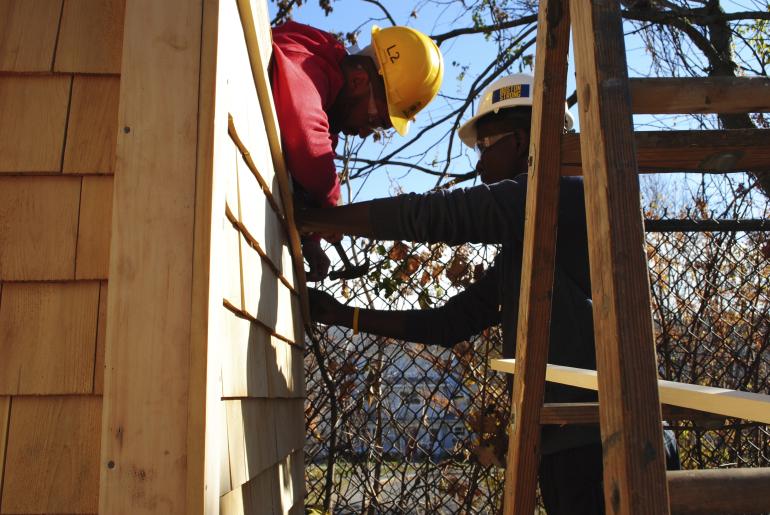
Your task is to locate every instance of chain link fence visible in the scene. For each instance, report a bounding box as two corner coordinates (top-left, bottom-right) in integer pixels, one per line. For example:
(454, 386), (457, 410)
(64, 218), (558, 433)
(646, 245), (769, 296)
(304, 182), (770, 514)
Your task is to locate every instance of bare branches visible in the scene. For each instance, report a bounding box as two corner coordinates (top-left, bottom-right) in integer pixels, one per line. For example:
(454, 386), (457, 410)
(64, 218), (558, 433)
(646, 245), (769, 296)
(362, 0), (397, 26)
(432, 14), (537, 45)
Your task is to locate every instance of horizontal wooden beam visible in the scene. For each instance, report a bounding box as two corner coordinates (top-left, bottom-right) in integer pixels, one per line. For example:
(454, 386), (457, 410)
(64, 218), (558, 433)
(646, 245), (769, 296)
(539, 402), (725, 426)
(629, 77), (770, 115)
(561, 129), (770, 174)
(492, 359), (770, 424)
(668, 468), (770, 514)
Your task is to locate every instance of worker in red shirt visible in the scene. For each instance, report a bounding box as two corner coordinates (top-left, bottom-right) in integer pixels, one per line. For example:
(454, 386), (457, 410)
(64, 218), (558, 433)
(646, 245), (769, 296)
(270, 21), (444, 280)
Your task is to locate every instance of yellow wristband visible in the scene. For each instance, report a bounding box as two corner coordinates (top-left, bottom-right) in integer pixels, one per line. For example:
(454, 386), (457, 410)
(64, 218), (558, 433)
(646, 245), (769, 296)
(352, 307), (360, 335)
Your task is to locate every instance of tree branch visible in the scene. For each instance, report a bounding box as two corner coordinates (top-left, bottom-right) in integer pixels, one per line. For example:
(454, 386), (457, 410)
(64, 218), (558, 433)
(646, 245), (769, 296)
(431, 14), (538, 45)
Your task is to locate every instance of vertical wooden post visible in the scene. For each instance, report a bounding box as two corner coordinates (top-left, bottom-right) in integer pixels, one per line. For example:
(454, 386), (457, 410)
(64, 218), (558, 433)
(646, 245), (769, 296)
(503, 0), (571, 513)
(569, 1), (670, 513)
(99, 0), (205, 513)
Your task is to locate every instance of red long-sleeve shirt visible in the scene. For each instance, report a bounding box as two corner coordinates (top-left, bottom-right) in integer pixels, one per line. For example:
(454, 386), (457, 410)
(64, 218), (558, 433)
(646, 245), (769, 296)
(270, 21), (346, 208)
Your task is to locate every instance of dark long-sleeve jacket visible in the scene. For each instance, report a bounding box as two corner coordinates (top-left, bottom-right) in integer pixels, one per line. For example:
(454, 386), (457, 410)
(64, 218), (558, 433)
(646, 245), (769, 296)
(368, 174), (599, 453)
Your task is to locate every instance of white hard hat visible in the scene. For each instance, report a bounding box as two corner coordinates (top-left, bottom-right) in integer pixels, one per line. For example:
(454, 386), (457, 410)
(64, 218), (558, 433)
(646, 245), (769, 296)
(458, 73), (575, 148)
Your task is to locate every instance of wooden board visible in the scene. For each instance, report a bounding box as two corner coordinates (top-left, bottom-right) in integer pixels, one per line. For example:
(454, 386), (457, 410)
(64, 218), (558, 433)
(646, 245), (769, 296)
(220, 0), (279, 201)
(504, 1), (571, 513)
(1, 395), (101, 514)
(492, 360), (770, 424)
(64, 75), (121, 174)
(94, 281), (108, 394)
(220, 462), (278, 515)
(0, 0), (63, 71)
(222, 217), (244, 312)
(54, 0), (125, 73)
(0, 281), (100, 395)
(273, 399), (304, 460)
(570, 1), (669, 512)
(76, 175), (114, 279)
(561, 129), (770, 175)
(237, 0), (310, 329)
(99, 0), (203, 512)
(629, 77), (770, 115)
(0, 75), (71, 172)
(267, 337), (305, 398)
(0, 176), (81, 281)
(0, 396), (9, 502)
(220, 450), (302, 515)
(225, 398), (278, 489)
(220, 306), (269, 398)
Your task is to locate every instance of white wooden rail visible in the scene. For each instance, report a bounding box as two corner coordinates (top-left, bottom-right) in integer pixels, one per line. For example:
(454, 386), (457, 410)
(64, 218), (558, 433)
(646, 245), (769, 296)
(492, 359), (770, 424)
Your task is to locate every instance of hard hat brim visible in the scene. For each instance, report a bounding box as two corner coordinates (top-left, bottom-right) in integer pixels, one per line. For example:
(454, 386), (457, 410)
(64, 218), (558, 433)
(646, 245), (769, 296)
(457, 111), (485, 148)
(390, 111), (410, 136)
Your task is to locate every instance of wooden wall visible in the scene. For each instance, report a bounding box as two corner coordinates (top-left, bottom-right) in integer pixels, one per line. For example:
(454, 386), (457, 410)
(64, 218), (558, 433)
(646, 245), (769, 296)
(214, 1), (306, 513)
(1, 1), (305, 513)
(0, 1), (124, 514)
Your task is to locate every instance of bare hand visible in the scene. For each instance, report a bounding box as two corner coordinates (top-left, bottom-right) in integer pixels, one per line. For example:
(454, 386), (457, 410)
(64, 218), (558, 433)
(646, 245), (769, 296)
(302, 239), (330, 282)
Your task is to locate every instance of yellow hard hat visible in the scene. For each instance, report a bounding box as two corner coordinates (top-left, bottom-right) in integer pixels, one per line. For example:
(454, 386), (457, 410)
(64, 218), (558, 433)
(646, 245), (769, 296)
(369, 25), (444, 136)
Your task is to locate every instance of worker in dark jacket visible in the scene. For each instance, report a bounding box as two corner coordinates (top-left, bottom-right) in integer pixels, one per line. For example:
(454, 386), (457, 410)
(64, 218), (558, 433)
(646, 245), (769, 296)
(271, 21), (443, 280)
(296, 74), (678, 514)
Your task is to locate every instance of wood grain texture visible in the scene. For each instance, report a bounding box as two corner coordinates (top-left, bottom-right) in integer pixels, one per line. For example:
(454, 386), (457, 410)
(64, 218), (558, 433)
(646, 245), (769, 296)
(223, 217), (244, 311)
(539, 402), (727, 426)
(0, 281), (99, 394)
(221, 307), (270, 398)
(0, 75), (71, 172)
(220, 450), (302, 515)
(274, 399), (304, 460)
(561, 129), (770, 175)
(503, 1), (570, 513)
(0, 396), (9, 502)
(220, 462), (278, 515)
(237, 0), (310, 330)
(64, 75), (121, 174)
(225, 398), (278, 489)
(54, 0), (125, 73)
(668, 468), (770, 514)
(267, 337), (305, 398)
(0, 0), (63, 71)
(99, 0), (202, 512)
(1, 395), (101, 514)
(93, 281), (107, 394)
(0, 176), (81, 281)
(76, 175), (114, 279)
(629, 77), (770, 115)
(570, 1), (670, 512)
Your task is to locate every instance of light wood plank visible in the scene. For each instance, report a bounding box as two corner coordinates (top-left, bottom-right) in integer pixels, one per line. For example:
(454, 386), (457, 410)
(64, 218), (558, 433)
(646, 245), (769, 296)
(94, 281), (107, 394)
(237, 0), (311, 329)
(0, 395), (9, 502)
(225, 139), (241, 222)
(494, 359), (770, 430)
(220, 462), (278, 515)
(225, 399), (278, 489)
(0, 281), (99, 394)
(561, 129), (770, 175)
(276, 450), (303, 514)
(190, 0), (232, 510)
(1, 396), (101, 514)
(220, 306), (269, 398)
(504, 1), (571, 513)
(237, 147), (286, 269)
(99, 0), (203, 512)
(0, 176), (81, 281)
(76, 175), (114, 279)
(64, 75), (121, 174)
(0, 75), (71, 172)
(54, 0), (125, 73)
(570, 1), (670, 512)
(223, 217), (244, 311)
(629, 77), (770, 115)
(274, 399), (304, 460)
(267, 337), (305, 399)
(0, 0), (63, 71)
